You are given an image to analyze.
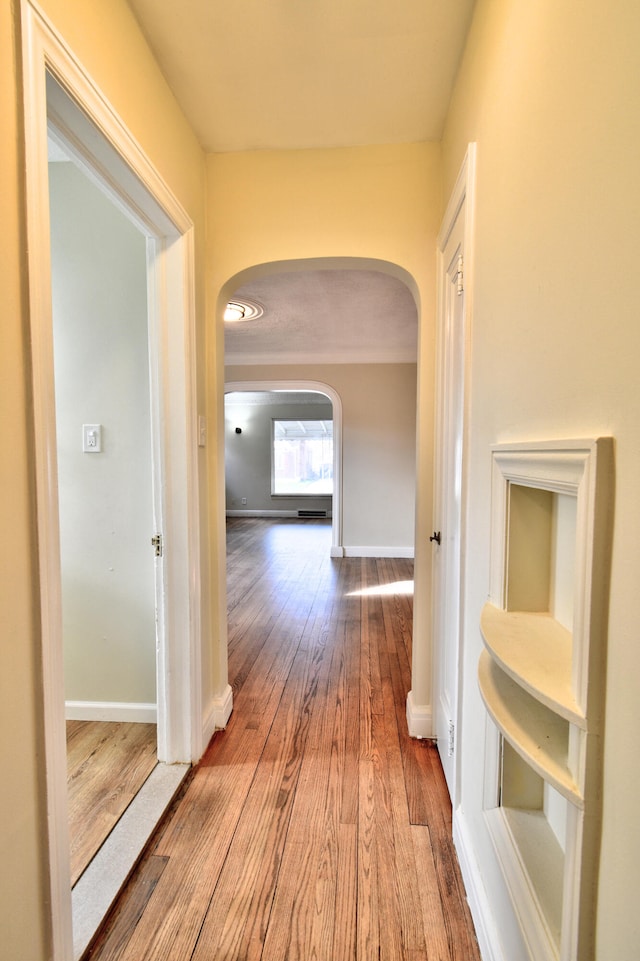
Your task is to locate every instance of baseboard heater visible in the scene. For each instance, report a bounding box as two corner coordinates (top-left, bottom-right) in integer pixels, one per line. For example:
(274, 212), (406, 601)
(297, 510), (327, 518)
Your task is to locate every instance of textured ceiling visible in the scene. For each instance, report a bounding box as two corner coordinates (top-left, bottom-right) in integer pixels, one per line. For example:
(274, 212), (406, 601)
(124, 1), (476, 365)
(225, 269), (418, 366)
(127, 0), (476, 153)
(225, 391), (330, 407)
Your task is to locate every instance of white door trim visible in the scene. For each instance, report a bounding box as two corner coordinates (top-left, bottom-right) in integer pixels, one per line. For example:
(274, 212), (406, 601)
(431, 143), (477, 806)
(224, 380), (344, 556)
(21, 3), (201, 956)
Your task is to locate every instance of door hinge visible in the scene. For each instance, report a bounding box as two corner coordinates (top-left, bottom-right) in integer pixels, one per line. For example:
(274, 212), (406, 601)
(456, 254), (464, 296)
(448, 720), (455, 757)
(151, 533), (163, 557)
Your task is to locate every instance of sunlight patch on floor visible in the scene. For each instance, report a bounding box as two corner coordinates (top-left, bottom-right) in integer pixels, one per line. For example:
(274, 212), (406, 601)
(347, 580), (414, 598)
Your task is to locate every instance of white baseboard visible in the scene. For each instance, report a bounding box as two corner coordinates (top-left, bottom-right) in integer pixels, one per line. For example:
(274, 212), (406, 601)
(330, 545), (345, 558)
(453, 807), (506, 961)
(406, 690), (433, 738)
(343, 546), (414, 558)
(226, 509), (332, 518)
(202, 684), (234, 747)
(65, 700), (157, 723)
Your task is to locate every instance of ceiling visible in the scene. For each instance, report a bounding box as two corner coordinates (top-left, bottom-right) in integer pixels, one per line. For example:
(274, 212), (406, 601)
(124, 0), (476, 366)
(225, 268), (418, 365)
(225, 391), (330, 407)
(127, 0), (476, 154)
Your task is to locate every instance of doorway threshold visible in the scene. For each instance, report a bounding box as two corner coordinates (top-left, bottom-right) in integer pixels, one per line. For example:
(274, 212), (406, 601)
(72, 761), (190, 960)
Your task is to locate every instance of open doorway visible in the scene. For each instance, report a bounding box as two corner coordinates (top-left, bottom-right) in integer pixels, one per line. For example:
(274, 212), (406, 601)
(224, 385), (342, 553)
(44, 84), (194, 960)
(221, 261), (420, 562)
(22, 8), (202, 955)
(48, 142), (159, 889)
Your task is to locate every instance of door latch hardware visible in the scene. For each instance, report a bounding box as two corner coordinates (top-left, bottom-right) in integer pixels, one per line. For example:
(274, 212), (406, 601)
(151, 534), (163, 557)
(430, 531), (441, 545)
(456, 254), (464, 296)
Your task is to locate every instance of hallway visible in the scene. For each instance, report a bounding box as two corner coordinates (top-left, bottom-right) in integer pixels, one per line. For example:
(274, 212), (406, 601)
(87, 518), (479, 961)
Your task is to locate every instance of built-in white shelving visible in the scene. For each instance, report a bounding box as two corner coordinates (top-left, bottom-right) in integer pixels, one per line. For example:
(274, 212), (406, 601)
(478, 648), (580, 805)
(479, 438), (613, 961)
(480, 605), (583, 726)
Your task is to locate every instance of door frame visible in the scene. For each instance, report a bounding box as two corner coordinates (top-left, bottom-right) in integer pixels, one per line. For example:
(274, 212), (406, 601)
(432, 144), (476, 806)
(21, 3), (202, 956)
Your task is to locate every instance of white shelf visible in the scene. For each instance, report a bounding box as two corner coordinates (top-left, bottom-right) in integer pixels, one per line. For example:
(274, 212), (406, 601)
(480, 439), (613, 961)
(487, 805), (565, 959)
(503, 807), (564, 947)
(480, 603), (585, 727)
(478, 649), (583, 807)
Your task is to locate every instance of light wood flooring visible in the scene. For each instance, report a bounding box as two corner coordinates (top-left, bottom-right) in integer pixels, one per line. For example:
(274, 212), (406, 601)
(67, 720), (157, 886)
(86, 517), (480, 961)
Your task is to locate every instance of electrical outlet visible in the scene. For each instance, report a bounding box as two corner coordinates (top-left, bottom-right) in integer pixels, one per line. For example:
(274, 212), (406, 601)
(241, 497), (247, 505)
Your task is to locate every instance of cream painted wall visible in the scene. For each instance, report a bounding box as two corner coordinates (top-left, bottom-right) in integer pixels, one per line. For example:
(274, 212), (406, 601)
(49, 161), (156, 706)
(442, 0), (640, 957)
(3, 1), (209, 956)
(1, 4), (50, 957)
(226, 364), (418, 553)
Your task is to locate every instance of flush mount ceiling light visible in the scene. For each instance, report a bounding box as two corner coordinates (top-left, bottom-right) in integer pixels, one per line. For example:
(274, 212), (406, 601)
(223, 300), (263, 323)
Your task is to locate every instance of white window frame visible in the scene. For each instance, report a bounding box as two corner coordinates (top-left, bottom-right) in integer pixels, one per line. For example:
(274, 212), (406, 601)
(271, 418), (334, 496)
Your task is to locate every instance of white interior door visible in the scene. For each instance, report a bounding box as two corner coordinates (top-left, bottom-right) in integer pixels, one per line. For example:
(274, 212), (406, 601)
(432, 147), (475, 802)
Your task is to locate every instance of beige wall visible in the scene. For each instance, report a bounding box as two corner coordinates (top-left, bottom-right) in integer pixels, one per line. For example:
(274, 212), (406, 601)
(442, 0), (640, 956)
(208, 144), (440, 297)
(1, 4), (50, 956)
(226, 364), (418, 552)
(2, 0), (208, 955)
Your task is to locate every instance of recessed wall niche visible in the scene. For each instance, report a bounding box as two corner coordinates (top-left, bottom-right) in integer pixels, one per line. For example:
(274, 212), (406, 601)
(479, 439), (613, 961)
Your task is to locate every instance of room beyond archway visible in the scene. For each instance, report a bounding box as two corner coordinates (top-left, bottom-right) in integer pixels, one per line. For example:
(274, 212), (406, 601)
(222, 259), (419, 560)
(224, 383), (343, 554)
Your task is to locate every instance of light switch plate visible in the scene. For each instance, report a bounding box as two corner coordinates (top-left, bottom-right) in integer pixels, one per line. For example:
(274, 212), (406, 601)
(82, 423), (102, 452)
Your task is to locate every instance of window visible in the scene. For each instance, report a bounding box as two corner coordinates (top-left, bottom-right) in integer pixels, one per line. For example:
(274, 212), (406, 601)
(272, 420), (333, 495)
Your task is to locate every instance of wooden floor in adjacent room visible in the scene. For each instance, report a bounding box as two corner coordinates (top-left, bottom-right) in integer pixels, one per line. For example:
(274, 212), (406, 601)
(67, 720), (157, 886)
(86, 517), (480, 961)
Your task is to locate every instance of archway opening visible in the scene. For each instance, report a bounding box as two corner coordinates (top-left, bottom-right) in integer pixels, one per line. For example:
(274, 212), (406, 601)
(220, 256), (420, 561)
(224, 382), (343, 555)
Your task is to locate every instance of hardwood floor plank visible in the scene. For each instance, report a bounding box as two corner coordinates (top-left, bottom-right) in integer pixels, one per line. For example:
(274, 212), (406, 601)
(411, 824), (453, 961)
(67, 721), (156, 885)
(259, 638), (342, 960)
(191, 624), (332, 960)
(86, 855), (168, 961)
(85, 519), (479, 961)
(357, 753), (380, 961)
(429, 825), (481, 961)
(379, 672), (429, 957)
(361, 560), (385, 717)
(334, 822), (358, 961)
(378, 558), (414, 659)
(117, 693), (291, 960)
(340, 618), (362, 826)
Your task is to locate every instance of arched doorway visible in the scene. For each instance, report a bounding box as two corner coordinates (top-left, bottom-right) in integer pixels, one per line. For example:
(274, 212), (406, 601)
(224, 381), (344, 555)
(219, 257), (420, 561)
